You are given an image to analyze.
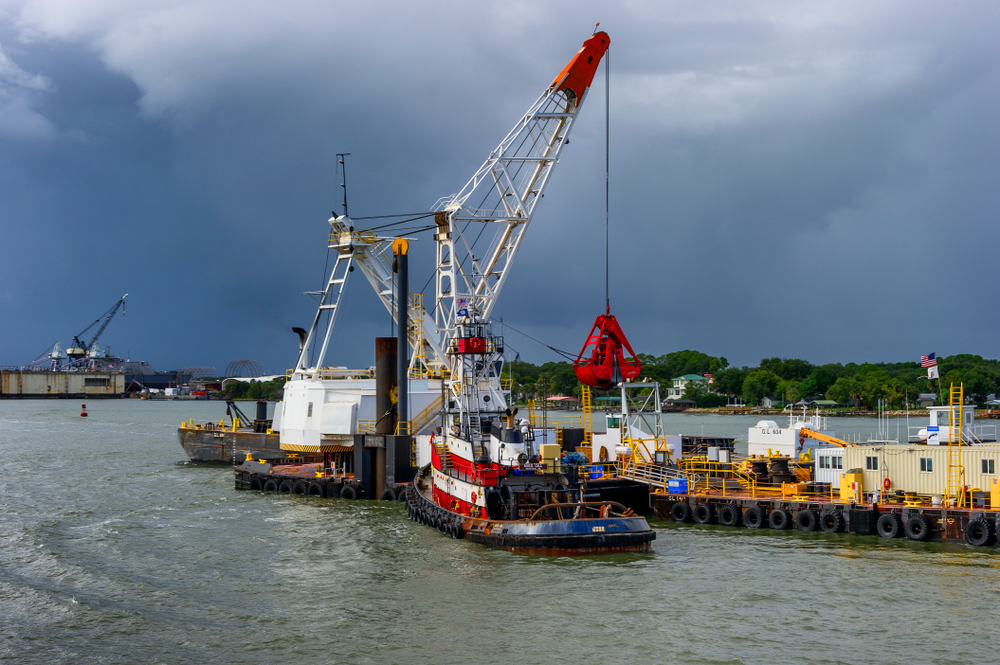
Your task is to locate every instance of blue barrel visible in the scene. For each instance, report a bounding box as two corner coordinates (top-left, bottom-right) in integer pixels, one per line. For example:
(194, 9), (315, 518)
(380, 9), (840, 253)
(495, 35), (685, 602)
(588, 465), (600, 480)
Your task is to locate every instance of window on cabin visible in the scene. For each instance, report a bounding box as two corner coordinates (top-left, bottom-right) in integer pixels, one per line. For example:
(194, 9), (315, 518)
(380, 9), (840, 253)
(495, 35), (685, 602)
(834, 457), (843, 470)
(920, 458), (933, 472)
(982, 459), (995, 474)
(307, 402), (313, 417)
(866, 456), (878, 471)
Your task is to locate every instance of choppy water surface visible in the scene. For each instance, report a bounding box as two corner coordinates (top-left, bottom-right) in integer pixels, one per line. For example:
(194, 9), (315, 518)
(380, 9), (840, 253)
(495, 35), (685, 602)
(2, 400), (998, 664)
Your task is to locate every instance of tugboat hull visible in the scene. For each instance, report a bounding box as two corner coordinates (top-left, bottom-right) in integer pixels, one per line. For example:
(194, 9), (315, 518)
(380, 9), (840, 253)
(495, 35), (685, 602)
(407, 467), (655, 555)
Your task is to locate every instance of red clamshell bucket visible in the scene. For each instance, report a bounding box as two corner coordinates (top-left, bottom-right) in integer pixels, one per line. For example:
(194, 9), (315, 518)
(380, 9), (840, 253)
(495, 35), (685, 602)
(573, 314), (642, 389)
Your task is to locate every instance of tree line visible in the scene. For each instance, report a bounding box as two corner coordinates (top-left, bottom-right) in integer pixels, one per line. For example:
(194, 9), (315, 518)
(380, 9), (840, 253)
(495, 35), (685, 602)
(507, 350), (1000, 409)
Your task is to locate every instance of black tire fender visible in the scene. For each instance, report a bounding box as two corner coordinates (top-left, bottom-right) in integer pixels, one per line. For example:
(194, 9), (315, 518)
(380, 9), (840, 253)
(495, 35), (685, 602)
(820, 510), (844, 533)
(379, 488), (397, 501)
(339, 484), (358, 500)
(877, 512), (903, 538)
(965, 518), (994, 547)
(795, 509), (819, 531)
(262, 479), (279, 492)
(719, 503), (742, 527)
(306, 482), (325, 498)
(769, 508), (792, 530)
(395, 486), (408, 502)
(744, 506), (767, 529)
(249, 477), (263, 491)
(277, 479), (295, 494)
(693, 503), (715, 524)
(904, 513), (931, 541)
(292, 480), (309, 495)
(670, 501), (693, 523)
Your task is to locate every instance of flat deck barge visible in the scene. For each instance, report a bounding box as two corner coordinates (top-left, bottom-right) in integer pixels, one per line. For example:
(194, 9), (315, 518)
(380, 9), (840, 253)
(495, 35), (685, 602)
(651, 489), (1000, 545)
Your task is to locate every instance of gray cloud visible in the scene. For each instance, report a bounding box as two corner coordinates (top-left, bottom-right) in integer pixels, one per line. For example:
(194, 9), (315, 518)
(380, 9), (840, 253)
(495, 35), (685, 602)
(1, 1), (997, 375)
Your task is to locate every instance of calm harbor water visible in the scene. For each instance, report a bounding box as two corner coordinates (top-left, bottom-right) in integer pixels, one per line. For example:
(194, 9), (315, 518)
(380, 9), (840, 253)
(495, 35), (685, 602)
(2, 399), (998, 664)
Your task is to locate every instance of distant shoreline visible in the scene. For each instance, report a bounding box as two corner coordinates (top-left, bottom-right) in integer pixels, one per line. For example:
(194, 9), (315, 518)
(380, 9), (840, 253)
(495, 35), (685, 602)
(682, 408), (931, 418)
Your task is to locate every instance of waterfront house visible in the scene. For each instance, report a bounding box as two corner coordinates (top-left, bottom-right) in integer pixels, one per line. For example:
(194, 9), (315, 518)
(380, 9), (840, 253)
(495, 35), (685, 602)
(667, 374), (710, 400)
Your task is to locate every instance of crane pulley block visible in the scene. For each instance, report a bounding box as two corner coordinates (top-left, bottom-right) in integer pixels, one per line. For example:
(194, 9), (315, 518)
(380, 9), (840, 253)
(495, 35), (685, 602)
(573, 313), (641, 389)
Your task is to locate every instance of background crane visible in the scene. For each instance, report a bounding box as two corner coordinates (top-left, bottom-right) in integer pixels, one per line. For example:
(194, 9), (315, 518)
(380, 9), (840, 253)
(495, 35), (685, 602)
(66, 294), (128, 360)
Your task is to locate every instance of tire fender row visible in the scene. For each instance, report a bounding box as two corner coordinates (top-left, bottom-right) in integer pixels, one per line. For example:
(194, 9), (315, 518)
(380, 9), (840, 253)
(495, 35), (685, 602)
(668, 499), (846, 534)
(405, 466), (466, 540)
(666, 498), (1000, 547)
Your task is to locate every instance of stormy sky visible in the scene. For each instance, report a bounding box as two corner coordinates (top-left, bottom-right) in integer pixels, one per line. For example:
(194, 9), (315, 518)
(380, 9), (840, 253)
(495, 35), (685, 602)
(1, 1), (997, 375)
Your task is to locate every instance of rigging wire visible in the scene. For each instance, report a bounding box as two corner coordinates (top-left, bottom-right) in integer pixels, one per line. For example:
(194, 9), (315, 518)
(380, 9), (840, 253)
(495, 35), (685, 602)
(353, 212), (435, 220)
(500, 320), (578, 362)
(605, 45), (610, 315)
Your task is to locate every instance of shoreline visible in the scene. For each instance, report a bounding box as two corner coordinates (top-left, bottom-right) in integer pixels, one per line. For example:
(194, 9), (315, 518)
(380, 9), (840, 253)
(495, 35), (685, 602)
(682, 408), (930, 417)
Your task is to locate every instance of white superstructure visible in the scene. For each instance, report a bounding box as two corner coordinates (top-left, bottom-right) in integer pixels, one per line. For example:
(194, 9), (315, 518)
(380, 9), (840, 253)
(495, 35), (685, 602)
(747, 408), (836, 458)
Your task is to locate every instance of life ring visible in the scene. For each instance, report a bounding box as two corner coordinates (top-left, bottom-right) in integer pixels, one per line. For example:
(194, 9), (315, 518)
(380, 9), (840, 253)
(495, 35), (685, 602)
(471, 491), (477, 503)
(883, 478), (892, 491)
(798, 436), (805, 446)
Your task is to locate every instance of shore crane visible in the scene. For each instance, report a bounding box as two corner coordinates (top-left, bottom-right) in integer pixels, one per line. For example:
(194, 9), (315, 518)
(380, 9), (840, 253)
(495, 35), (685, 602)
(66, 294), (128, 360)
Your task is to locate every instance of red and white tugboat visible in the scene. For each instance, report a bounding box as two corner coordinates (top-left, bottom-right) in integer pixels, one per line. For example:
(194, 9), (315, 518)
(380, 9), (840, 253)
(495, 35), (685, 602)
(406, 321), (655, 554)
(394, 29), (652, 553)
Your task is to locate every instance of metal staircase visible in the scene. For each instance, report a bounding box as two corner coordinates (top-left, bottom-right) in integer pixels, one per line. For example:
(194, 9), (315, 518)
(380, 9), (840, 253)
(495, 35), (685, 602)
(408, 394), (443, 435)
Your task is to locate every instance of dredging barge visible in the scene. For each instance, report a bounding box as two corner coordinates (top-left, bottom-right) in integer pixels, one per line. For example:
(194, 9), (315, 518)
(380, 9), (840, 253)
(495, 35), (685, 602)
(226, 26), (999, 552)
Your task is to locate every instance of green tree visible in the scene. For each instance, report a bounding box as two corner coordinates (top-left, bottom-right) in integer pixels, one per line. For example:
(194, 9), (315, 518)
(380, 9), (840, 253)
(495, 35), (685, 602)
(683, 380), (708, 402)
(713, 366), (750, 396)
(742, 370), (781, 406)
(776, 379), (801, 404)
(759, 357), (813, 381)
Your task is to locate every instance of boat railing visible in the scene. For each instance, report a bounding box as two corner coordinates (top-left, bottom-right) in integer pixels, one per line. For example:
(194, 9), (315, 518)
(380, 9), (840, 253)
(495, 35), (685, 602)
(528, 501), (631, 521)
(907, 423), (998, 443)
(285, 367), (376, 380)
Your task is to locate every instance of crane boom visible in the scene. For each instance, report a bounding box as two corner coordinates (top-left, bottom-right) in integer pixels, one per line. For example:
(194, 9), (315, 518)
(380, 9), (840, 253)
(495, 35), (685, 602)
(434, 31), (610, 337)
(799, 427), (852, 448)
(87, 294), (128, 350)
(67, 294), (128, 358)
(294, 32), (610, 379)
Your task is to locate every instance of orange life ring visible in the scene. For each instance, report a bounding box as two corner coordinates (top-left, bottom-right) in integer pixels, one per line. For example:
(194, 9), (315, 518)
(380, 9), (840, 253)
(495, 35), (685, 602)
(883, 478), (891, 491)
(470, 491), (477, 503)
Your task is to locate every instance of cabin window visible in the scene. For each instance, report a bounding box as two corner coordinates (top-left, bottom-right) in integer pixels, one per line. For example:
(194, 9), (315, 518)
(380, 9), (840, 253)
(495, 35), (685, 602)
(307, 402), (313, 417)
(85, 378), (109, 387)
(920, 458), (933, 472)
(982, 459), (995, 474)
(866, 456), (878, 471)
(607, 417), (621, 429)
(819, 456), (830, 469)
(832, 457), (843, 470)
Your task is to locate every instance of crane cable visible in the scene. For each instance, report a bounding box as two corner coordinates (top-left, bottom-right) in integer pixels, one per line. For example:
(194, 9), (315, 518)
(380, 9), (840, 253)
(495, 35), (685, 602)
(605, 44), (610, 316)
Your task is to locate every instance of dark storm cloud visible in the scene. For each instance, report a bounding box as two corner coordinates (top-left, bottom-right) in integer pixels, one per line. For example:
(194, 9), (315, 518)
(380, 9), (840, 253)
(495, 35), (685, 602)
(0, 1), (997, 375)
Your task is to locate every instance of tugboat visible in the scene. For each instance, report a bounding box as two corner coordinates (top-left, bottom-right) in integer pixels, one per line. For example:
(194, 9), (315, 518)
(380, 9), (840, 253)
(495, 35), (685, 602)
(405, 321), (655, 554)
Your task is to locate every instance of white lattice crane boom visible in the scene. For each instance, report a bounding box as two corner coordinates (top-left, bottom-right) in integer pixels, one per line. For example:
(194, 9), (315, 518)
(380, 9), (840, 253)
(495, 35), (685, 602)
(433, 32), (610, 342)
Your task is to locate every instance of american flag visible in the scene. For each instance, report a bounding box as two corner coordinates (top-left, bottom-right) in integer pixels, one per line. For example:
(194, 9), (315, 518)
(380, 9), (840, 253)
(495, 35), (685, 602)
(920, 353), (937, 368)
